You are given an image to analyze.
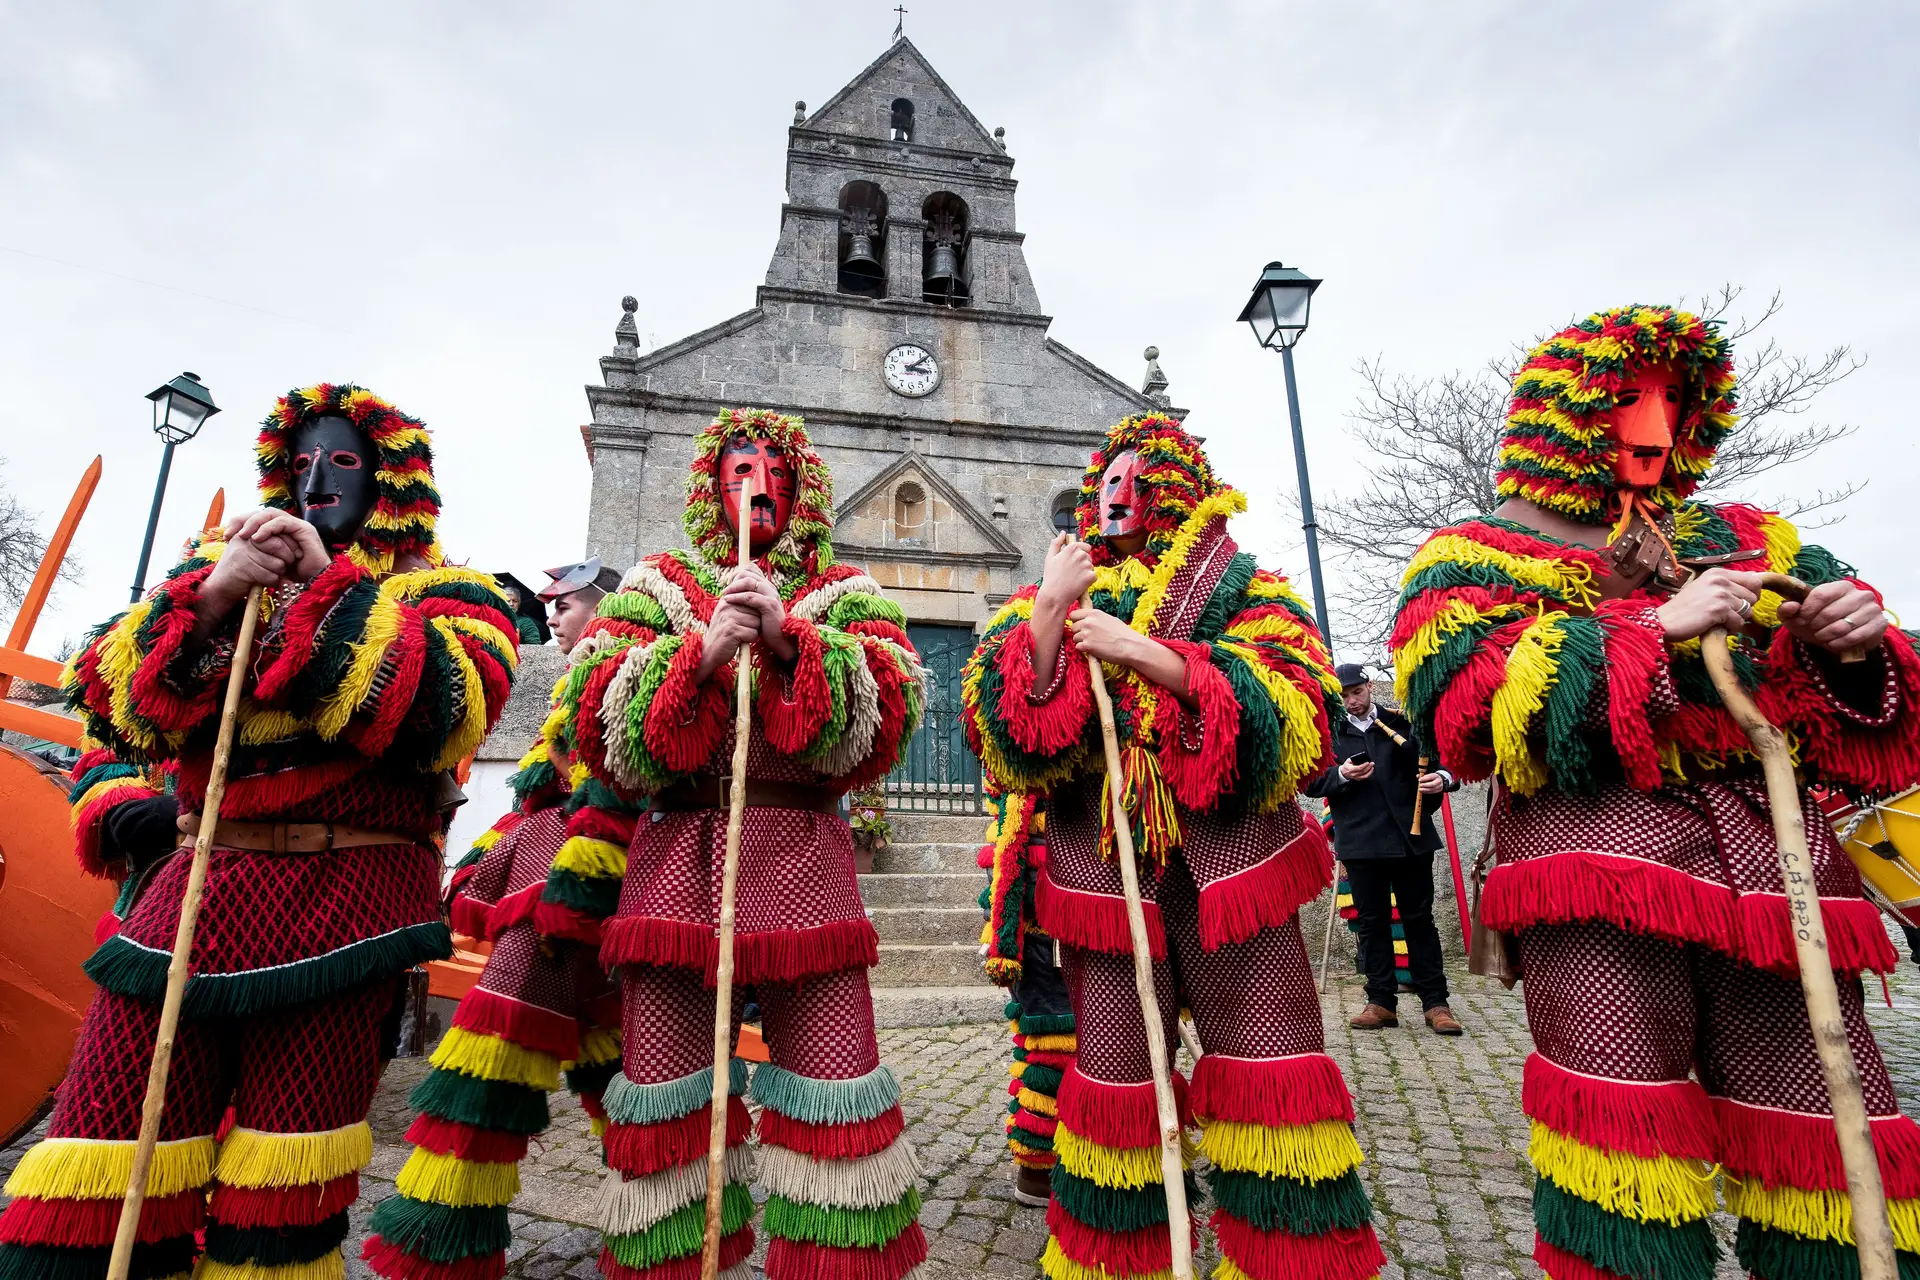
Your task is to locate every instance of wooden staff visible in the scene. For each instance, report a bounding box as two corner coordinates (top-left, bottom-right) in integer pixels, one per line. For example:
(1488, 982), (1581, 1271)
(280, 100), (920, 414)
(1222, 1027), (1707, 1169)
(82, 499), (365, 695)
(106, 585), (263, 1280)
(1317, 869), (1340, 995)
(700, 477), (756, 1280)
(1078, 587), (1194, 1280)
(1410, 753), (1430, 836)
(1701, 572), (1892, 1280)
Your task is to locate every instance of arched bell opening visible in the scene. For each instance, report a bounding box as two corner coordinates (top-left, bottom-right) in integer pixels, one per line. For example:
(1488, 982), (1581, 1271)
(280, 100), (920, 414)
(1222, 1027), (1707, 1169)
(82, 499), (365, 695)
(837, 180), (889, 298)
(921, 192), (970, 307)
(890, 98), (915, 142)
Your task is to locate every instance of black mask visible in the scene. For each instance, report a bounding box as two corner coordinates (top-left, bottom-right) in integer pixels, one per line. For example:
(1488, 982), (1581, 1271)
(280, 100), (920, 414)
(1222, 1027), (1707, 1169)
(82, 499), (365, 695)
(289, 414), (376, 551)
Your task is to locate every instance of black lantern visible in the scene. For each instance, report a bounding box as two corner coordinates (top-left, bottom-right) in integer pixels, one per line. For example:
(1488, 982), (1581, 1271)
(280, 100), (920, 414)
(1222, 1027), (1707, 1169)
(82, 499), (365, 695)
(1237, 261), (1332, 647)
(145, 371), (220, 445)
(130, 372), (219, 600)
(1236, 262), (1321, 352)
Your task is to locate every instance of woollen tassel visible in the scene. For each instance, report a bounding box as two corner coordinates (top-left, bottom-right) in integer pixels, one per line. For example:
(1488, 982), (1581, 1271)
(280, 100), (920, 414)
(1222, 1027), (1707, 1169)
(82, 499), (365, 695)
(1116, 745), (1179, 866)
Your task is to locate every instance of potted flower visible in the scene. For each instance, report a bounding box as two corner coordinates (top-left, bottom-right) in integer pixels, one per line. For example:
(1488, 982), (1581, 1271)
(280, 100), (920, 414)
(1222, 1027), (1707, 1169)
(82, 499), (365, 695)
(849, 783), (891, 874)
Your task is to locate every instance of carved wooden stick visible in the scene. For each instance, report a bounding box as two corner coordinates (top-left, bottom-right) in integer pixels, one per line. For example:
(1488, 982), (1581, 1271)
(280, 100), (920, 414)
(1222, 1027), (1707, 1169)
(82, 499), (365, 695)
(700, 477), (755, 1280)
(106, 585), (262, 1280)
(1702, 572), (1891, 1280)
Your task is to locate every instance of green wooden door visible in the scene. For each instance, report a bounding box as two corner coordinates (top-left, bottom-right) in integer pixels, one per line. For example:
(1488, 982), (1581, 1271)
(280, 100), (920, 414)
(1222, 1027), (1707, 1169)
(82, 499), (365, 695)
(887, 623), (982, 812)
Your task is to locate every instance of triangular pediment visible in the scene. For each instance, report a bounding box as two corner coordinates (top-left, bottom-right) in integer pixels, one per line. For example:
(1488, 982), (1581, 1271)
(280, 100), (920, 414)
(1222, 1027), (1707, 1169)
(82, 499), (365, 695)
(834, 450), (1022, 564)
(804, 38), (1001, 154)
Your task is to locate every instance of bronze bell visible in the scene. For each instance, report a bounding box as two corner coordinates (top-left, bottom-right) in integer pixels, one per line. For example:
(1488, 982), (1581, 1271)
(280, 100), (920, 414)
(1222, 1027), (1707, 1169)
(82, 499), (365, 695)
(839, 226), (884, 295)
(924, 241), (959, 295)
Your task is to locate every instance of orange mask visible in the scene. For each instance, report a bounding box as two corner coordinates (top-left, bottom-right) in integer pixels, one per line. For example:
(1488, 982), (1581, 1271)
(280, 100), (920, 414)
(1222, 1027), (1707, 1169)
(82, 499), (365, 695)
(1611, 361), (1683, 489)
(719, 434), (795, 553)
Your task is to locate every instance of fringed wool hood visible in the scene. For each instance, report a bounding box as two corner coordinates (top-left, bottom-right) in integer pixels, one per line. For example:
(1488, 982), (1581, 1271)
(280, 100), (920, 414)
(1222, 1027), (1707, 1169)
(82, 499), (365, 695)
(682, 407), (836, 586)
(256, 383), (442, 576)
(1075, 414), (1233, 568)
(1494, 304), (1738, 524)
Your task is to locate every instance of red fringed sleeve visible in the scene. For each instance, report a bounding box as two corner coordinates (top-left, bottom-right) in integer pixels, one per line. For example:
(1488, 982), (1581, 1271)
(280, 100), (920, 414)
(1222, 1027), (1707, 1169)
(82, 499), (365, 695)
(1155, 638), (1241, 810)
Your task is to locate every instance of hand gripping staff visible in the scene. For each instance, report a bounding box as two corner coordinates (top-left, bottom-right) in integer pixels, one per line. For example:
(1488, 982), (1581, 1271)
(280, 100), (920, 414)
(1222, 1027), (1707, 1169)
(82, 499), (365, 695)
(1076, 578), (1195, 1280)
(700, 476), (755, 1280)
(1700, 572), (1893, 1280)
(106, 585), (264, 1280)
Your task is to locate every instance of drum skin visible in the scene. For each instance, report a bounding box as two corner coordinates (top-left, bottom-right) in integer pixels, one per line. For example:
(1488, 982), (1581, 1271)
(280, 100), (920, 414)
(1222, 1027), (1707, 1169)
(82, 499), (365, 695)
(1827, 785), (1920, 919)
(0, 743), (115, 1145)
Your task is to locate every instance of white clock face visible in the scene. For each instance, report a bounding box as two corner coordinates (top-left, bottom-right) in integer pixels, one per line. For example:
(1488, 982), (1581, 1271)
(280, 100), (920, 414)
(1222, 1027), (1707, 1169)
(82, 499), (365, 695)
(883, 343), (940, 398)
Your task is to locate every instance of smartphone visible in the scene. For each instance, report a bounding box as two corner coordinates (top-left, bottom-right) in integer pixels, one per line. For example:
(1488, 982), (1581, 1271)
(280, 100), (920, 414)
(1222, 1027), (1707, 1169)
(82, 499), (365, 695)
(1346, 752), (1371, 766)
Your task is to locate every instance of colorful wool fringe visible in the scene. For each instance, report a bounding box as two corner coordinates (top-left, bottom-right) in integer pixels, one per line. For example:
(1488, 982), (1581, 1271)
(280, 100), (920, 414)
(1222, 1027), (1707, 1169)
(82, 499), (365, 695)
(1007, 1001), (1076, 1171)
(753, 1063), (928, 1280)
(963, 415), (1340, 858)
(978, 792), (1043, 984)
(1044, 1067), (1201, 1280)
(594, 1062), (756, 1280)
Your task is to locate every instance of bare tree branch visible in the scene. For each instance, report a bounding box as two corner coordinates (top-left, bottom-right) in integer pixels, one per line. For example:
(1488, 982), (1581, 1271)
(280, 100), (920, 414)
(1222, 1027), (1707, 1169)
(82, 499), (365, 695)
(1293, 288), (1870, 655)
(0, 458), (83, 629)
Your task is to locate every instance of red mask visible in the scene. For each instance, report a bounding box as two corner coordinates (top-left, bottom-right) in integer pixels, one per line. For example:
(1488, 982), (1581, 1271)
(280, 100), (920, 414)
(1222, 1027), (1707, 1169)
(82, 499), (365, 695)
(1610, 361), (1683, 489)
(719, 434), (795, 553)
(1099, 449), (1146, 540)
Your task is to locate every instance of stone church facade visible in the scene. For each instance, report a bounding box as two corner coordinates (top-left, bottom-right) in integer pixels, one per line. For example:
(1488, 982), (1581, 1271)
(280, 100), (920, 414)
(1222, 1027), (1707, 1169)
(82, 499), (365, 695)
(577, 37), (1181, 802)
(581, 36), (1180, 627)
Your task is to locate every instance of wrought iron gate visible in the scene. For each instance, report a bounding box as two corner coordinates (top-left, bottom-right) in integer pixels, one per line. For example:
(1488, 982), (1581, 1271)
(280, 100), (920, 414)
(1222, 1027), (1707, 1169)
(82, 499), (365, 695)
(885, 623), (984, 814)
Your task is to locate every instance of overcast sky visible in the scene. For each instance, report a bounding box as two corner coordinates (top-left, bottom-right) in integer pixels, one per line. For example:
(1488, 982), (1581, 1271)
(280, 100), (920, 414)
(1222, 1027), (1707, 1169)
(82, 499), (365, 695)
(3, 1), (1916, 664)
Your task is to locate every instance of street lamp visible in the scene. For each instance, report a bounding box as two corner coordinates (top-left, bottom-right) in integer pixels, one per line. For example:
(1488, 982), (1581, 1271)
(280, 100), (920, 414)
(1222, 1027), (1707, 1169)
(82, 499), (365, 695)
(130, 372), (220, 601)
(1237, 262), (1332, 648)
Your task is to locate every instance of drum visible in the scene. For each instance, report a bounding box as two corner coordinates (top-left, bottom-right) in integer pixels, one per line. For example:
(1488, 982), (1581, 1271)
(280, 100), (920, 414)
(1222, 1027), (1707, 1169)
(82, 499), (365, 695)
(1823, 785), (1920, 925)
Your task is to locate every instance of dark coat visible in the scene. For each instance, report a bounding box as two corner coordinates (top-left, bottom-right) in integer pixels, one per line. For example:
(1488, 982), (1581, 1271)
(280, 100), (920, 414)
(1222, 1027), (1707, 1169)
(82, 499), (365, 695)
(1302, 706), (1457, 860)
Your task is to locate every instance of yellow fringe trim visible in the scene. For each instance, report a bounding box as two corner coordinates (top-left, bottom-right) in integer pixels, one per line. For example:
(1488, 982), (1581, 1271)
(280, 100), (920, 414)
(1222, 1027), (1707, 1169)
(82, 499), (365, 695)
(238, 705), (310, 746)
(214, 1123), (372, 1189)
(429, 615), (491, 771)
(1491, 614), (1563, 796)
(1751, 512), (1803, 627)
(553, 835), (627, 881)
(198, 1253), (345, 1280)
(1214, 636), (1326, 806)
(1042, 1237), (1170, 1280)
(314, 593), (403, 739)
(3, 1135), (214, 1200)
(1402, 534), (1599, 606)
(1024, 1033), (1078, 1053)
(394, 1147), (521, 1207)
(1527, 1123), (1717, 1227)
(590, 1116), (610, 1139)
(1199, 1119), (1364, 1182)
(574, 1026), (622, 1068)
(430, 1025), (562, 1090)
(1054, 1127), (1194, 1190)
(1723, 1178), (1920, 1251)
(1015, 1088), (1060, 1118)
(1129, 490), (1248, 635)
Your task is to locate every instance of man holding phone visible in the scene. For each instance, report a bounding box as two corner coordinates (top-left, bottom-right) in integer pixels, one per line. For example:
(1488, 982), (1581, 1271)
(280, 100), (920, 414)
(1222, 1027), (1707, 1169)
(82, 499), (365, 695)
(1304, 663), (1463, 1034)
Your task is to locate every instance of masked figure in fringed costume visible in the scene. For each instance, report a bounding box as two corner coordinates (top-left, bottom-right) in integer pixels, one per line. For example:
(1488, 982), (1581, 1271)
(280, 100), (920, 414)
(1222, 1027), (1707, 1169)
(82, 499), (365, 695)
(1390, 304), (1920, 1280)
(976, 791), (1079, 1208)
(964, 414), (1386, 1280)
(0, 385), (518, 1280)
(362, 595), (624, 1280)
(547, 407), (927, 1280)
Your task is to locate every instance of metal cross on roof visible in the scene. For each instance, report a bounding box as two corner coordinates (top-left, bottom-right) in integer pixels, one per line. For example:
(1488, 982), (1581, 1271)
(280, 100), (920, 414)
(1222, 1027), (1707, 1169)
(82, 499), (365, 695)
(892, 5), (907, 38)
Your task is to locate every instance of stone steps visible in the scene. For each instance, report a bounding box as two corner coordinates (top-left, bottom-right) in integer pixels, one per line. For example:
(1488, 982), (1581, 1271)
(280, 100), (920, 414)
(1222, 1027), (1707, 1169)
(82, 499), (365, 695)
(868, 905), (981, 943)
(871, 942), (992, 988)
(871, 841), (979, 872)
(856, 872), (981, 907)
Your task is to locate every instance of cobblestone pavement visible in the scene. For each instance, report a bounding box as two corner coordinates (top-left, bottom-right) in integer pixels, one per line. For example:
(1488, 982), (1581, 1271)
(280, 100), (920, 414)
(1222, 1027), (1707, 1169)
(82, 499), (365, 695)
(8, 942), (1920, 1280)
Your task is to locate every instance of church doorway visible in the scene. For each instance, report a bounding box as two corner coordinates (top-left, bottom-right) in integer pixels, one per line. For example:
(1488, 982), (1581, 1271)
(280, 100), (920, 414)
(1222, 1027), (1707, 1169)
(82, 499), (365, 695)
(886, 623), (983, 813)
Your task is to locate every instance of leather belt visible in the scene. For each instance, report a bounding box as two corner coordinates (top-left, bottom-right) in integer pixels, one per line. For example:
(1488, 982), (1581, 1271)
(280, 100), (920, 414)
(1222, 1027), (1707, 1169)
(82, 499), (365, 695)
(653, 778), (841, 815)
(176, 814), (415, 853)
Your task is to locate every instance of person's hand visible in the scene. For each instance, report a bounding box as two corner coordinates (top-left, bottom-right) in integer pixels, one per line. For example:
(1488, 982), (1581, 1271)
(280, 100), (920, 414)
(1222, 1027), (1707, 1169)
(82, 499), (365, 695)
(1777, 579), (1888, 655)
(1417, 771), (1447, 794)
(696, 599), (760, 681)
(1065, 608), (1147, 667)
(1655, 568), (1765, 643)
(1338, 759), (1374, 782)
(724, 562), (797, 664)
(1036, 533), (1096, 617)
(224, 510), (331, 582)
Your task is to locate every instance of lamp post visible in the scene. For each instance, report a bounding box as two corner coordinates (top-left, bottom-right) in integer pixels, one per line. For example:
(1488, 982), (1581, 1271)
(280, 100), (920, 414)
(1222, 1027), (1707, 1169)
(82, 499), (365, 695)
(1237, 261), (1332, 648)
(130, 372), (220, 602)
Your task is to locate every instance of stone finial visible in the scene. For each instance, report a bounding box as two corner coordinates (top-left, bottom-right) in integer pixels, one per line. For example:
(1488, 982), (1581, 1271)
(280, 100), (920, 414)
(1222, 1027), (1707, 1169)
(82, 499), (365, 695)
(614, 295), (640, 357)
(993, 126), (1006, 151)
(1141, 345), (1170, 407)
(794, 100), (807, 124)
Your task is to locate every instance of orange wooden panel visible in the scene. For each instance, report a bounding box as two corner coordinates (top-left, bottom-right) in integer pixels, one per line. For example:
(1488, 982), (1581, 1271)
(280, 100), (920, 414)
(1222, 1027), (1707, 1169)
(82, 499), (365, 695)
(0, 698), (81, 750)
(0, 745), (117, 1143)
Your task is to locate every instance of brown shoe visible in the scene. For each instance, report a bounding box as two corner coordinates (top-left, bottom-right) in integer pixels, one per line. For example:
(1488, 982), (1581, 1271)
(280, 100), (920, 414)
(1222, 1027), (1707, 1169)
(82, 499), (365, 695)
(1013, 1164), (1053, 1206)
(1349, 1004), (1399, 1030)
(1425, 1005), (1464, 1036)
